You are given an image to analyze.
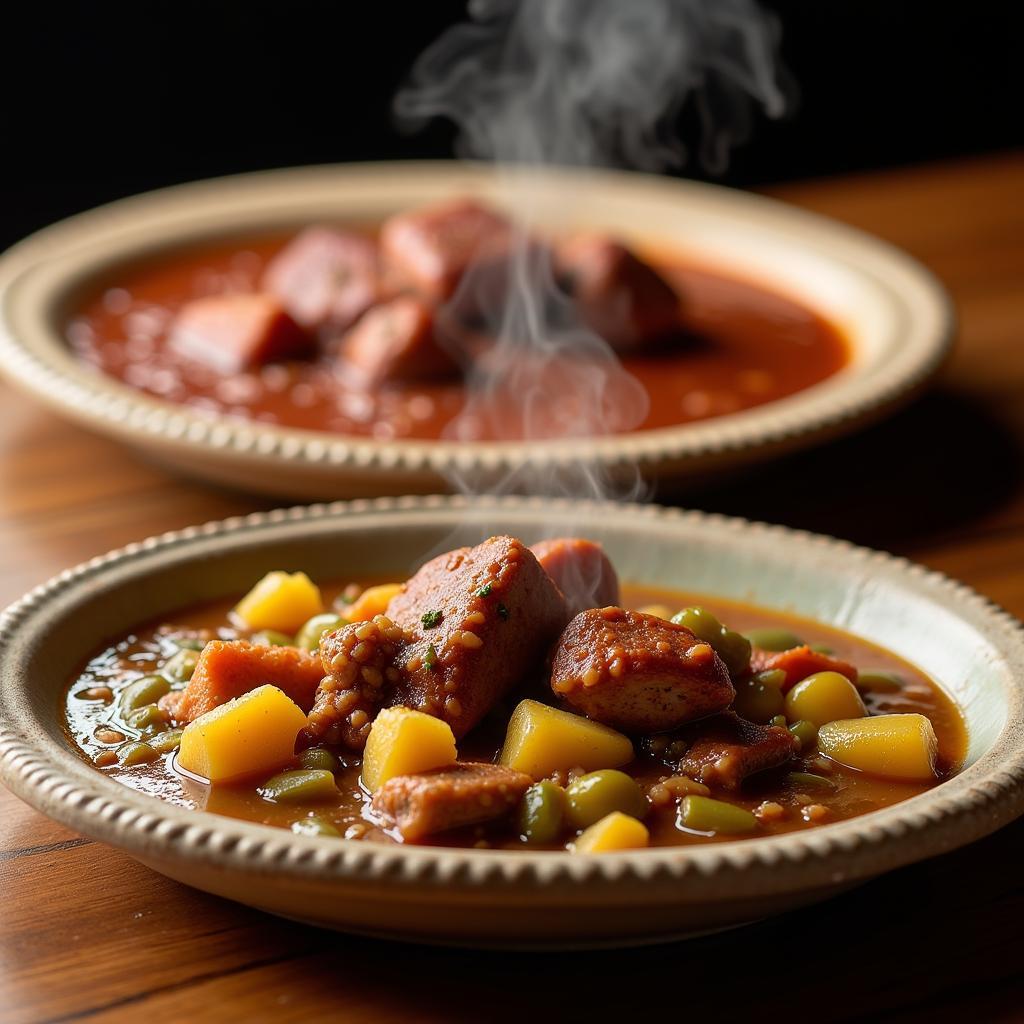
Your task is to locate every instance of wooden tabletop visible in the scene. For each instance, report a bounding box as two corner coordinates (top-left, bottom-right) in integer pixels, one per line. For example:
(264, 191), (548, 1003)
(2, 152), (1022, 1023)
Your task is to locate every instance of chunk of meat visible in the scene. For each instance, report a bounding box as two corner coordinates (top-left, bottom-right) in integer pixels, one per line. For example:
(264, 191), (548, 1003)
(173, 640), (325, 723)
(379, 198), (514, 302)
(167, 293), (311, 372)
(550, 608), (734, 733)
(261, 227), (379, 335)
(305, 536), (569, 747)
(677, 712), (799, 790)
(372, 762), (531, 841)
(530, 537), (620, 614)
(751, 645), (859, 692)
(339, 296), (458, 384)
(555, 234), (681, 353)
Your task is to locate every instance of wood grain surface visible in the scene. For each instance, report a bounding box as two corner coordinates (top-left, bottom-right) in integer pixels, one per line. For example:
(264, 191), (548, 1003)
(1, 152), (1022, 1023)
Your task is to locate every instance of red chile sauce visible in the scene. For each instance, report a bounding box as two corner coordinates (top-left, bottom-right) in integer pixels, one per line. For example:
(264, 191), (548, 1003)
(64, 583), (965, 851)
(66, 234), (849, 441)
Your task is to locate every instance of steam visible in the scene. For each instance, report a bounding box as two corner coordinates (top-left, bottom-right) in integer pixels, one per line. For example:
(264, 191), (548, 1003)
(395, 0), (788, 500)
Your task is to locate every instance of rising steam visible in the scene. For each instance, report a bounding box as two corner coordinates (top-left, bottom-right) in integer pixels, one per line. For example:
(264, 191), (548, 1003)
(395, 0), (788, 500)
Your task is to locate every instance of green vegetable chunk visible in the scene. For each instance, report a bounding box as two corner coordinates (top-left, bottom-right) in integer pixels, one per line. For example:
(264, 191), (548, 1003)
(789, 719), (819, 751)
(174, 637), (206, 652)
(125, 703), (169, 732)
(118, 675), (171, 713)
(163, 648), (200, 683)
(678, 795), (757, 834)
(420, 610), (443, 629)
(744, 628), (804, 652)
(117, 741), (159, 766)
(518, 781), (567, 844)
(291, 816), (341, 838)
(856, 669), (903, 694)
(298, 747), (340, 773)
(293, 613), (346, 652)
(785, 771), (837, 792)
(149, 729), (184, 754)
(250, 629), (294, 647)
(565, 770), (647, 830)
(259, 769), (338, 804)
(732, 675), (785, 723)
(670, 607), (751, 676)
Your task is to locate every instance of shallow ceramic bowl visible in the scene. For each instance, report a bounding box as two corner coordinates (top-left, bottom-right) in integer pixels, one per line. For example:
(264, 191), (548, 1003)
(0, 162), (952, 498)
(1, 496), (1022, 948)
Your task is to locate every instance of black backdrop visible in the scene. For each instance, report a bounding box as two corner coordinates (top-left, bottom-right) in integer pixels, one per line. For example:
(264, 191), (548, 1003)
(3, 0), (1020, 250)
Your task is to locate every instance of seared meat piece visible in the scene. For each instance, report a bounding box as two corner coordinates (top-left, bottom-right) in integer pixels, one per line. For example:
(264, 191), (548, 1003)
(167, 293), (311, 372)
(550, 608), (734, 733)
(751, 645), (859, 692)
(372, 762), (532, 841)
(677, 712), (799, 790)
(339, 296), (458, 384)
(530, 537), (620, 615)
(305, 615), (411, 749)
(555, 234), (681, 353)
(379, 198), (514, 302)
(305, 536), (569, 748)
(386, 535), (569, 737)
(261, 227), (379, 335)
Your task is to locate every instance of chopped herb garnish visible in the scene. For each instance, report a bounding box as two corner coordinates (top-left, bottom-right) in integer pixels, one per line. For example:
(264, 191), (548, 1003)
(421, 609), (443, 629)
(497, 603), (509, 621)
(476, 583), (493, 598)
(424, 644), (439, 671)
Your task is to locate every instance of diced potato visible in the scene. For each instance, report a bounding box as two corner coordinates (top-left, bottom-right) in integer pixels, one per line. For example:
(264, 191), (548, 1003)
(177, 684), (306, 783)
(571, 811), (649, 853)
(818, 714), (938, 781)
(345, 583), (403, 622)
(499, 699), (633, 780)
(784, 671), (866, 728)
(234, 571), (324, 634)
(360, 706), (458, 793)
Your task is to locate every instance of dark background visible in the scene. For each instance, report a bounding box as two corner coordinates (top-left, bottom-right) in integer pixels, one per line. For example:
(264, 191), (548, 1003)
(3, 0), (1020, 251)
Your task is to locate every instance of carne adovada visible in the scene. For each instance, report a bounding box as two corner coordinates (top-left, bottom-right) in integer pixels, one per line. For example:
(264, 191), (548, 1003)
(67, 198), (849, 441)
(65, 536), (965, 852)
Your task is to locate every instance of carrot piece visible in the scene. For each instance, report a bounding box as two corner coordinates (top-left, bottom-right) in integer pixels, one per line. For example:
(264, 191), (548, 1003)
(174, 640), (324, 723)
(755, 645), (859, 693)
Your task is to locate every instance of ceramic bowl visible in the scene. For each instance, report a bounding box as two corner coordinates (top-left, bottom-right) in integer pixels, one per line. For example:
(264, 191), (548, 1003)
(0, 162), (952, 499)
(1, 496), (1021, 948)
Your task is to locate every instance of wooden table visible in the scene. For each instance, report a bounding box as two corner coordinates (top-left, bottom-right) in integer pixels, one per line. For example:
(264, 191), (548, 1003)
(2, 153), (1022, 1022)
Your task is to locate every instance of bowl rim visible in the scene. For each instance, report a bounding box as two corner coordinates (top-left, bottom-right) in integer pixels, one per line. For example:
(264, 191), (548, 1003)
(0, 161), (954, 487)
(1, 495), (1022, 899)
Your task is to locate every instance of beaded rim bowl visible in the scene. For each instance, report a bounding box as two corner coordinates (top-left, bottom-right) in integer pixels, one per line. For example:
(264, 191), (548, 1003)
(0, 496), (1021, 947)
(0, 162), (953, 498)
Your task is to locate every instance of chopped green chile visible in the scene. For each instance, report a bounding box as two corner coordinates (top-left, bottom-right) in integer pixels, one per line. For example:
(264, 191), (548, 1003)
(117, 741), (159, 766)
(670, 607), (751, 676)
(518, 781), (567, 845)
(163, 647), (200, 682)
(294, 613), (346, 651)
(679, 795), (758, 834)
(291, 816), (341, 838)
(785, 771), (837, 792)
(566, 770), (647, 829)
(251, 629), (294, 647)
(118, 675), (170, 713)
(744, 628), (804, 652)
(259, 769), (338, 804)
(857, 669), (903, 693)
(298, 747), (341, 774)
(732, 675), (785, 723)
(125, 703), (168, 732)
(789, 719), (819, 751)
(149, 729), (184, 754)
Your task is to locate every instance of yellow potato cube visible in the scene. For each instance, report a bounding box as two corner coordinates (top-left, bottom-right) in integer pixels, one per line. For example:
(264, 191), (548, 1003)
(818, 714), (938, 781)
(499, 699), (633, 780)
(345, 583), (403, 622)
(784, 671), (867, 728)
(572, 811), (650, 853)
(234, 571), (324, 634)
(177, 684), (306, 783)
(361, 707), (458, 793)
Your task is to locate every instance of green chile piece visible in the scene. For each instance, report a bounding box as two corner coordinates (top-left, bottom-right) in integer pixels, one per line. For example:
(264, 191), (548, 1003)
(149, 729), (184, 754)
(294, 613), (346, 652)
(518, 781), (568, 844)
(785, 771), (836, 792)
(788, 719), (818, 751)
(125, 704), (169, 732)
(251, 630), (294, 647)
(744, 628), (804, 652)
(174, 637), (206, 652)
(119, 675), (171, 714)
(291, 816), (341, 838)
(298, 747), (340, 773)
(679, 795), (757, 834)
(731, 676), (785, 723)
(117, 741), (159, 766)
(163, 647), (200, 683)
(259, 769), (338, 804)
(670, 607), (751, 676)
(856, 669), (903, 694)
(565, 770), (647, 830)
